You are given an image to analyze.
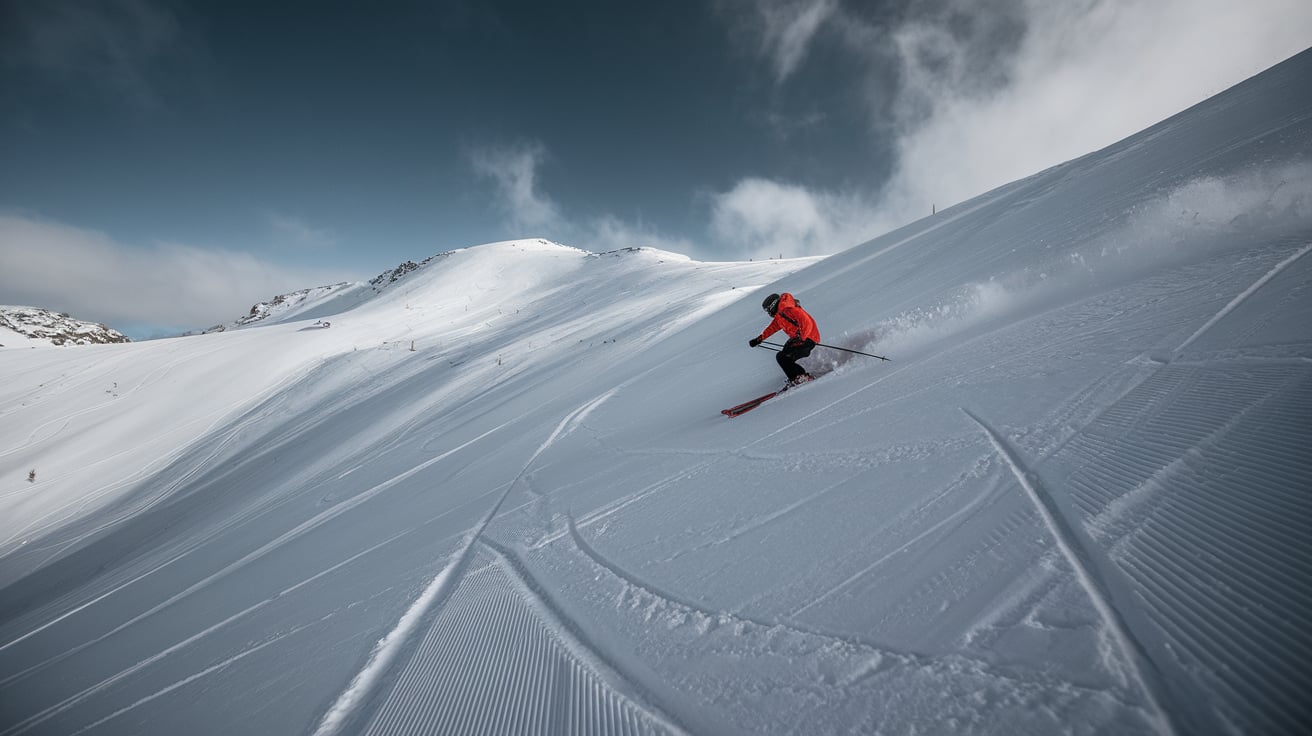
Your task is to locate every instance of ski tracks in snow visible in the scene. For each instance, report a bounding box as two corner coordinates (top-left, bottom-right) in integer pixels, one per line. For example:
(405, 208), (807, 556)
(0, 533), (404, 736)
(310, 389), (643, 736)
(0, 351), (338, 560)
(6, 387), (646, 736)
(0, 417), (519, 681)
(963, 409), (1180, 736)
(546, 510), (1150, 735)
(1169, 242), (1312, 357)
(952, 242), (1312, 736)
(368, 536), (690, 736)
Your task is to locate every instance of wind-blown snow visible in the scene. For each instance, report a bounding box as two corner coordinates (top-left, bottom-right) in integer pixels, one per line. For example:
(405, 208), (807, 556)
(2, 51), (1311, 736)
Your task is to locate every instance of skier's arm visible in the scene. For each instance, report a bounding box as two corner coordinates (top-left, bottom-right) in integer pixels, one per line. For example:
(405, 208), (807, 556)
(750, 318), (781, 347)
(758, 317), (783, 341)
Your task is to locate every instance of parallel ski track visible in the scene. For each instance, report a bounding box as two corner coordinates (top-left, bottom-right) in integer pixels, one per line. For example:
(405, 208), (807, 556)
(1059, 364), (1312, 733)
(311, 390), (618, 736)
(564, 512), (1087, 695)
(558, 505), (1159, 734)
(964, 408), (1180, 736)
(363, 540), (685, 736)
(0, 532), (401, 736)
(0, 418), (517, 684)
(1049, 241), (1312, 734)
(951, 242), (1312, 735)
(783, 450), (1003, 618)
(567, 515), (846, 642)
(1171, 243), (1312, 355)
(63, 617), (322, 736)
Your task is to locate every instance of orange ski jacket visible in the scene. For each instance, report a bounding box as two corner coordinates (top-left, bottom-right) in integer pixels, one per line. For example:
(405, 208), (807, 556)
(758, 293), (820, 344)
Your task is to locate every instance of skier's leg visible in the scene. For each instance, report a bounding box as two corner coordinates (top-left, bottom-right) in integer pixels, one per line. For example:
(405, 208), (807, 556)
(776, 340), (816, 381)
(776, 350), (803, 381)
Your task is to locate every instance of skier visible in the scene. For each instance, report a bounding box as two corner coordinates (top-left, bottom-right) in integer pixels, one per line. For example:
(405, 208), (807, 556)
(749, 292), (819, 387)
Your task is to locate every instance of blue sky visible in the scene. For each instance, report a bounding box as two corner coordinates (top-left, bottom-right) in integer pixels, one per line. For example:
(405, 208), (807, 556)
(2, 0), (1310, 337)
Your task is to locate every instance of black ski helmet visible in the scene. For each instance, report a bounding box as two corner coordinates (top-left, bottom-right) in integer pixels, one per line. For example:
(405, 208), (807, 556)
(762, 293), (780, 316)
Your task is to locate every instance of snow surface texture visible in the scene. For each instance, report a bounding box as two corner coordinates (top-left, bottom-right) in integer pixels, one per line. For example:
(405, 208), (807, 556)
(2, 50), (1311, 736)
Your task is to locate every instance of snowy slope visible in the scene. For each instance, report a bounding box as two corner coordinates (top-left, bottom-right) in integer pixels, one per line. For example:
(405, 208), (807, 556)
(210, 281), (371, 331)
(1, 50), (1311, 736)
(0, 324), (38, 349)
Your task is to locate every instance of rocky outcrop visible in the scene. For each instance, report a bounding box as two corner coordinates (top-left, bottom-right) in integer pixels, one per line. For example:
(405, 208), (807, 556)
(0, 306), (130, 346)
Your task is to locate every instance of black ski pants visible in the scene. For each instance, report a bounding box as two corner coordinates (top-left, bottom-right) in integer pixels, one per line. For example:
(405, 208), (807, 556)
(776, 338), (816, 381)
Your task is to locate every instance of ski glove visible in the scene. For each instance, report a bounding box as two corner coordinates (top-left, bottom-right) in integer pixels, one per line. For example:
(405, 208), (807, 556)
(749, 337), (763, 348)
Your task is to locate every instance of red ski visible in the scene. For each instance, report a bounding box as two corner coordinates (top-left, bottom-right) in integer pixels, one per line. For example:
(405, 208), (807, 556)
(721, 390), (780, 417)
(721, 375), (817, 417)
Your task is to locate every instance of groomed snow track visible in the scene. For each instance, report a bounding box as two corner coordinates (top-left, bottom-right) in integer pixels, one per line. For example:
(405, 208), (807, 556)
(362, 544), (683, 736)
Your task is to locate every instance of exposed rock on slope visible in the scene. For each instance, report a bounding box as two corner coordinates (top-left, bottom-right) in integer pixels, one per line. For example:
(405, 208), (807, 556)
(0, 306), (130, 347)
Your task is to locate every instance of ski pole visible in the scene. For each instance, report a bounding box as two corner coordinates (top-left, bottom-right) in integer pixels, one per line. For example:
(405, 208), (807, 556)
(760, 341), (889, 361)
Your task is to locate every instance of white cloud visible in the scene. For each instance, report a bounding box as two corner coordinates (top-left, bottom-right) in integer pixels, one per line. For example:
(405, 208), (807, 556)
(721, 0), (1312, 249)
(467, 142), (701, 257)
(761, 0), (839, 83)
(866, 0), (1312, 226)
(469, 141), (563, 235)
(709, 177), (877, 259)
(0, 214), (358, 331)
(717, 0), (839, 84)
(467, 137), (711, 260)
(464, 139), (877, 260)
(583, 215), (698, 256)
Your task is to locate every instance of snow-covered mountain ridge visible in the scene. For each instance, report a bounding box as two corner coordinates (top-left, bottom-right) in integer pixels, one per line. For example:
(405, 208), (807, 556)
(202, 253), (449, 332)
(207, 240), (600, 333)
(1, 50), (1310, 736)
(212, 282), (355, 331)
(0, 306), (130, 347)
